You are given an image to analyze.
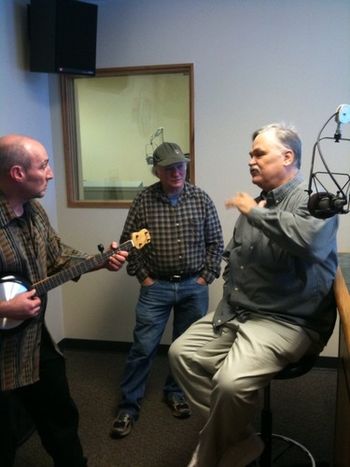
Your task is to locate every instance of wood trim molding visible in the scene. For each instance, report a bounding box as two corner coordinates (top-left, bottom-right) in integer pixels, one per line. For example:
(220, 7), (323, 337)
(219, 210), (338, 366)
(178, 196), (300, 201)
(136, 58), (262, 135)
(334, 266), (350, 353)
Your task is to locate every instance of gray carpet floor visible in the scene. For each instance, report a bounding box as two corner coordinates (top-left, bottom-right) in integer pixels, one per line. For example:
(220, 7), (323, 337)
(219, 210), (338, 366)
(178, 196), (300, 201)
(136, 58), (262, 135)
(14, 348), (337, 467)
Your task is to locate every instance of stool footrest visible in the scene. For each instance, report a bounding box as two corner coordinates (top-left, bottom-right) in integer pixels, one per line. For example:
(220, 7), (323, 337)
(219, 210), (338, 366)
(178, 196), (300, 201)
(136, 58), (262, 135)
(257, 432), (316, 467)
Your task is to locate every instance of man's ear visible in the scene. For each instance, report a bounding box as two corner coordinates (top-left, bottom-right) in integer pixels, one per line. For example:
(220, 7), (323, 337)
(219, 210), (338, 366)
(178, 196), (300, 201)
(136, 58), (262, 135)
(283, 150), (295, 166)
(9, 165), (25, 182)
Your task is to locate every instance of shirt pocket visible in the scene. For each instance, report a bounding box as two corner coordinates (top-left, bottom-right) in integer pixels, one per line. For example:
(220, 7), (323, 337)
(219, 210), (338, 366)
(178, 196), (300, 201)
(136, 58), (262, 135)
(188, 218), (204, 243)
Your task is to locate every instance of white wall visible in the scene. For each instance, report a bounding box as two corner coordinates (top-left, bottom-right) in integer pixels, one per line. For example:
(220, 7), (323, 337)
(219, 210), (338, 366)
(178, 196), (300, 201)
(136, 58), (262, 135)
(0, 0), (64, 341)
(3, 0), (350, 356)
(51, 0), (350, 356)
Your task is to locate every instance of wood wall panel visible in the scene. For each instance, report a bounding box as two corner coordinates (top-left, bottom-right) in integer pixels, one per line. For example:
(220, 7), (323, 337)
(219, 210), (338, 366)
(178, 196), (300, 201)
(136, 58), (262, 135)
(334, 257), (350, 467)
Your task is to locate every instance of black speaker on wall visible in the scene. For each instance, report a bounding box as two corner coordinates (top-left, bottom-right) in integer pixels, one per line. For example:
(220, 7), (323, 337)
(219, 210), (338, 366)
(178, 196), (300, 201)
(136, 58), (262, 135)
(28, 0), (98, 75)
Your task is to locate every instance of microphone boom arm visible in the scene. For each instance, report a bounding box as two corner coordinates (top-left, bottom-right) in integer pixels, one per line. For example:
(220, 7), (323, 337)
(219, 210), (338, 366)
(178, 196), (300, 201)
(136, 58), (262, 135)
(307, 106), (350, 218)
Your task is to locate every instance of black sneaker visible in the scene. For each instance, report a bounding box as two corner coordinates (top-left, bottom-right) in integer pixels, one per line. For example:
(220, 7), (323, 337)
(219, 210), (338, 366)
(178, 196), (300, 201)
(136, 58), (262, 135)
(110, 412), (134, 438)
(165, 394), (191, 418)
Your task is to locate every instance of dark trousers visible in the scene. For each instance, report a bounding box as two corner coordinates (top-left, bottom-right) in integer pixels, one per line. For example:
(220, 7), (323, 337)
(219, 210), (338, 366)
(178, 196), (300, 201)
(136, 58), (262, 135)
(0, 330), (87, 467)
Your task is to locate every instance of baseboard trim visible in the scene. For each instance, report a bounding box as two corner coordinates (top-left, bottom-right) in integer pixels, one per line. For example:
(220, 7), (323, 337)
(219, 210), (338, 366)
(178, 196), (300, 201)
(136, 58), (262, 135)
(58, 338), (338, 368)
(315, 355), (338, 369)
(58, 337), (170, 355)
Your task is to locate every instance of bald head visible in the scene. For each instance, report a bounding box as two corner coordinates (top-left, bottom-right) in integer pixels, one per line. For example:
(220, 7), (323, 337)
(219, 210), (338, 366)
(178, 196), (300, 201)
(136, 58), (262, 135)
(0, 134), (53, 206)
(0, 134), (46, 176)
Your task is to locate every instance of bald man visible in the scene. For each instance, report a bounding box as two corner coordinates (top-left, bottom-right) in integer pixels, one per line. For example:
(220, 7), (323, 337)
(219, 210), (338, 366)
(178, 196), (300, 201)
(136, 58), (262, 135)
(0, 134), (128, 467)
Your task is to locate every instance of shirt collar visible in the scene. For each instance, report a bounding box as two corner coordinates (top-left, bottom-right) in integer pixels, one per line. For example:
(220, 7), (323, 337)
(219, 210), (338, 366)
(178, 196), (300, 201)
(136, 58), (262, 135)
(261, 172), (304, 207)
(0, 192), (33, 228)
(154, 181), (192, 201)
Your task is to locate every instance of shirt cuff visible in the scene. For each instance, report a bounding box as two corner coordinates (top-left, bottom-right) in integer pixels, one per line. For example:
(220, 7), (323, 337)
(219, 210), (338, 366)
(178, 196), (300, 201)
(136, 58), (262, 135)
(201, 270), (216, 284)
(136, 269), (149, 283)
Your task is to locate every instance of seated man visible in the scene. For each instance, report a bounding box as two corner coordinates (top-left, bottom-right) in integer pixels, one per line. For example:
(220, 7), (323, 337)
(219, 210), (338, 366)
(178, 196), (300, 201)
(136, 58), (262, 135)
(169, 123), (339, 467)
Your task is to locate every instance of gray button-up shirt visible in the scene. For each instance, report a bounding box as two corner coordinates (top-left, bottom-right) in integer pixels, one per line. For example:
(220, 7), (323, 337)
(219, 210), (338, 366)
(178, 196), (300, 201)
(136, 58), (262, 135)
(214, 174), (339, 343)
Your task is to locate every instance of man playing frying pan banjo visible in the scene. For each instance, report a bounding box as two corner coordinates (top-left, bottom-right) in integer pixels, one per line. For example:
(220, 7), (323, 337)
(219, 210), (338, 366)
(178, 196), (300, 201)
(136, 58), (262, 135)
(0, 134), (129, 467)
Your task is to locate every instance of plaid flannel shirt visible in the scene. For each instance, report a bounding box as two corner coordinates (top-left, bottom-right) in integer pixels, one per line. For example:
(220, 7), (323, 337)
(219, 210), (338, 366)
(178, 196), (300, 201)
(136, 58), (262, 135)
(0, 194), (88, 391)
(120, 182), (224, 284)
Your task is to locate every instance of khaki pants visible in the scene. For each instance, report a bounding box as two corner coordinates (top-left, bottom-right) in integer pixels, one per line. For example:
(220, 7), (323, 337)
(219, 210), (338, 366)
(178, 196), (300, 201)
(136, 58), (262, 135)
(169, 311), (322, 467)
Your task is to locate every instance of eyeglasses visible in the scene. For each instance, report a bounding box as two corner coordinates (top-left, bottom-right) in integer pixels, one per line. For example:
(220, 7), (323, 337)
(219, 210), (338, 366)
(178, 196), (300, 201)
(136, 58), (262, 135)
(164, 163), (187, 172)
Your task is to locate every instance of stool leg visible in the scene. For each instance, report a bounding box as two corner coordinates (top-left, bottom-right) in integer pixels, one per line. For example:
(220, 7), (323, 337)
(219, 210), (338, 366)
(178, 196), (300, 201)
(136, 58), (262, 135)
(260, 385), (272, 467)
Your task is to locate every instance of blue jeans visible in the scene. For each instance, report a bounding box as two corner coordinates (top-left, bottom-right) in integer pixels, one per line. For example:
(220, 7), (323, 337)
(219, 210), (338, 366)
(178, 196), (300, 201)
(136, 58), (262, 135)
(118, 276), (209, 419)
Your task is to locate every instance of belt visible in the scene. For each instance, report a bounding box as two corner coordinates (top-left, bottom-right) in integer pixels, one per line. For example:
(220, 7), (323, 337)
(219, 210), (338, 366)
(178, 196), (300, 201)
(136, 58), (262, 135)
(152, 273), (196, 282)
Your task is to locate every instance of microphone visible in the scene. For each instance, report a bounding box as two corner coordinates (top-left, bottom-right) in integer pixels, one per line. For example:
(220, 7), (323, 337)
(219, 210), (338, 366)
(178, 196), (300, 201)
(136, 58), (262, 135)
(146, 128), (165, 165)
(153, 127), (164, 138)
(150, 127), (164, 144)
(307, 192), (348, 219)
(307, 104), (350, 218)
(334, 104), (350, 142)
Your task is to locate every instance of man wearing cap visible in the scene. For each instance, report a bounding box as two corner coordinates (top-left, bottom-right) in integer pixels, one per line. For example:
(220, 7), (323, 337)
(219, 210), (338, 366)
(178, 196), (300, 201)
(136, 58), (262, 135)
(110, 142), (224, 438)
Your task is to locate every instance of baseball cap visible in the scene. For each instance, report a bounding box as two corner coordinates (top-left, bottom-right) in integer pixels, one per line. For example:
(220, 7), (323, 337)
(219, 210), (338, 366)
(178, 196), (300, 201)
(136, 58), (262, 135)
(152, 142), (189, 167)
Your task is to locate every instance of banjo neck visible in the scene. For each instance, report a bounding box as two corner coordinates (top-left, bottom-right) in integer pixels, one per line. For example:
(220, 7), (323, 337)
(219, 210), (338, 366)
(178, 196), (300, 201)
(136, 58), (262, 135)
(33, 240), (134, 296)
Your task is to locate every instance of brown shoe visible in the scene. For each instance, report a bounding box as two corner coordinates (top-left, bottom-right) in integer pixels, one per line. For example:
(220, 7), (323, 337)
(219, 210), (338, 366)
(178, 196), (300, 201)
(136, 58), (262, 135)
(165, 394), (191, 418)
(110, 412), (134, 438)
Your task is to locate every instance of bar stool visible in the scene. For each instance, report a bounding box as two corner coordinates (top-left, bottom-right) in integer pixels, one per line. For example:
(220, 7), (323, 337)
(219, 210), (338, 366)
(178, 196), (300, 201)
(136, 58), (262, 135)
(258, 354), (318, 467)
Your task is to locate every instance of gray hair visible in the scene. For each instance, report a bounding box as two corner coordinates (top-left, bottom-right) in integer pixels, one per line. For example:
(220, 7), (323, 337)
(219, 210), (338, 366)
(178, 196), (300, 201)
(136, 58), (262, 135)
(252, 123), (302, 169)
